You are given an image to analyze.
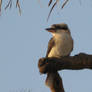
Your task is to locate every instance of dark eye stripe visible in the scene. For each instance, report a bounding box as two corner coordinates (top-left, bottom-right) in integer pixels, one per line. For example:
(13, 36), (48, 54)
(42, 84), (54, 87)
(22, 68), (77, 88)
(54, 26), (68, 30)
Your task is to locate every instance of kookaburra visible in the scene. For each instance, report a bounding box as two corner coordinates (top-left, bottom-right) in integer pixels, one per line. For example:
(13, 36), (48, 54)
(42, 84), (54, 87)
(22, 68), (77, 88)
(45, 23), (73, 91)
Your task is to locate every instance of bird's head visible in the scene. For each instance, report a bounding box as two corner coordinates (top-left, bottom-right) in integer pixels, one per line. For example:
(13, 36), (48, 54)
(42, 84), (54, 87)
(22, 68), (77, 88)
(45, 23), (70, 36)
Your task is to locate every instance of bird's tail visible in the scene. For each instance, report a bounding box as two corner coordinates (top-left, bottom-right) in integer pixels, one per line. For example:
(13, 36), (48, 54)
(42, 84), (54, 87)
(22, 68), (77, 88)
(45, 72), (65, 92)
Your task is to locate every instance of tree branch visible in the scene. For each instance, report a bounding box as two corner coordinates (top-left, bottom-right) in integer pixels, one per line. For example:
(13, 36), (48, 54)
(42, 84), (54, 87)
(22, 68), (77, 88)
(38, 53), (92, 92)
(38, 53), (92, 74)
(47, 0), (70, 21)
(45, 72), (65, 92)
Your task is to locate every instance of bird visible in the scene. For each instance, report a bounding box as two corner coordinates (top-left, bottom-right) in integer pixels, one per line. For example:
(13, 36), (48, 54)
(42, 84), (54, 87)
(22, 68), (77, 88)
(45, 23), (73, 92)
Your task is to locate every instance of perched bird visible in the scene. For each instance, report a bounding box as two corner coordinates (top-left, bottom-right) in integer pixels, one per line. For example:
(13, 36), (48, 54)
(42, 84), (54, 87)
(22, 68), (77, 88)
(45, 23), (73, 92)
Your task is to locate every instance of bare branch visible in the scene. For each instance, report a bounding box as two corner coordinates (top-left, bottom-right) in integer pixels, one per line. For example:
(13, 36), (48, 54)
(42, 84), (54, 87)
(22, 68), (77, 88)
(16, 0), (21, 15)
(46, 72), (65, 92)
(38, 53), (92, 74)
(38, 53), (92, 92)
(0, 0), (2, 15)
(47, 0), (70, 21)
(48, 0), (53, 6)
(62, 0), (69, 9)
(5, 0), (12, 10)
(4, 0), (22, 15)
(47, 1), (57, 21)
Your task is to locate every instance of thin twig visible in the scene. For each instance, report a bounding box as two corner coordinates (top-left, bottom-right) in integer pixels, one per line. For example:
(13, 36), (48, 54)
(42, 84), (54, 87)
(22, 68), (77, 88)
(5, 0), (12, 10)
(47, 0), (59, 21)
(48, 0), (53, 6)
(16, 0), (21, 15)
(47, 2), (57, 21)
(0, 0), (2, 15)
(62, 0), (69, 9)
(10, 0), (12, 8)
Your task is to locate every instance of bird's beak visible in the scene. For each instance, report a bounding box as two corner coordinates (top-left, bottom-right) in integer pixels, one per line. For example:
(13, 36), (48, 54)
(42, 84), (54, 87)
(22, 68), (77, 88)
(45, 28), (56, 33)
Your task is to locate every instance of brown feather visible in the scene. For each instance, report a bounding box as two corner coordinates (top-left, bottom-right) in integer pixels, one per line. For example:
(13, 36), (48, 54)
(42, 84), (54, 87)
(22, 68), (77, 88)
(46, 37), (55, 57)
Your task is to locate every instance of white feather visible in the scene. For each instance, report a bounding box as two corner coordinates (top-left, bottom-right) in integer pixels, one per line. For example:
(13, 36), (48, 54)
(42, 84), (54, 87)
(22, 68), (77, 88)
(48, 31), (73, 57)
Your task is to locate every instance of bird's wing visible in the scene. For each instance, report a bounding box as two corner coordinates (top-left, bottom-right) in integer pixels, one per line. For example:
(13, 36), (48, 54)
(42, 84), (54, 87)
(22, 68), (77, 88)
(68, 37), (74, 56)
(46, 37), (55, 57)
(71, 38), (74, 52)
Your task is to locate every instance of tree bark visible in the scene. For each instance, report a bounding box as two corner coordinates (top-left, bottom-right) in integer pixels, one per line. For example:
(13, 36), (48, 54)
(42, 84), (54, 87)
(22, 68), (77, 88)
(38, 53), (92, 92)
(45, 72), (65, 92)
(38, 53), (92, 74)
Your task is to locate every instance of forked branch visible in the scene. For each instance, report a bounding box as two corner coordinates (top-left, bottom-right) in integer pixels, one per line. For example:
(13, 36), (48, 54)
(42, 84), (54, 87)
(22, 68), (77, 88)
(38, 53), (92, 92)
(38, 53), (92, 74)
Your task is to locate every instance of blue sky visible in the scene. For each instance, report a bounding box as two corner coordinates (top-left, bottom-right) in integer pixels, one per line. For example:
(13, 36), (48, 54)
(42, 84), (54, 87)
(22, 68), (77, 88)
(0, 0), (92, 92)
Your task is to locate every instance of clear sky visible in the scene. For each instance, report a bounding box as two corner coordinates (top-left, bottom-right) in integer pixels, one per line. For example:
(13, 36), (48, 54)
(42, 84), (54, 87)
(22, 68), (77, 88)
(0, 0), (92, 92)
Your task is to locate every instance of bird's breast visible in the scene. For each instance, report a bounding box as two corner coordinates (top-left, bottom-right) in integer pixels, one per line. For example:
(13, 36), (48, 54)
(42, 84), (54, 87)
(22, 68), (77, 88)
(48, 34), (73, 57)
